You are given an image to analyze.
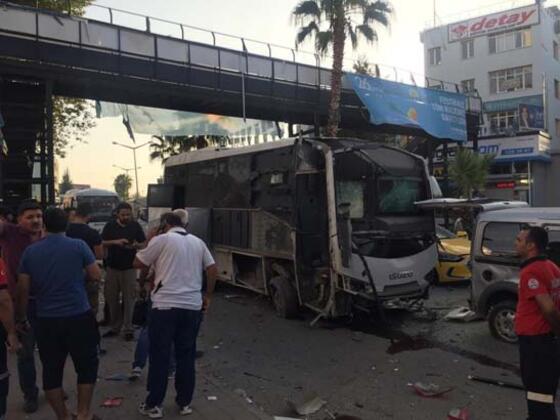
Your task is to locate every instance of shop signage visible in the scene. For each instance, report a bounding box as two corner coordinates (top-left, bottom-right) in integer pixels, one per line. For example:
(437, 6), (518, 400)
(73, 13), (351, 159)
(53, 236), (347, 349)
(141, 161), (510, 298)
(448, 4), (539, 42)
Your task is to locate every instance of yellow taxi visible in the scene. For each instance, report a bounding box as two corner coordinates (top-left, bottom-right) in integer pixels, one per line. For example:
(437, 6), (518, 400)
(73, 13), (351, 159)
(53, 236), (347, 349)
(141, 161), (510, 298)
(435, 226), (471, 283)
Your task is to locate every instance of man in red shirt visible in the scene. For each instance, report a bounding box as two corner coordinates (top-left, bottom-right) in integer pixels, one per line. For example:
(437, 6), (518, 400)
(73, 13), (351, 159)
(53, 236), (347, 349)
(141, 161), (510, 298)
(0, 257), (21, 418)
(515, 226), (560, 420)
(0, 200), (43, 413)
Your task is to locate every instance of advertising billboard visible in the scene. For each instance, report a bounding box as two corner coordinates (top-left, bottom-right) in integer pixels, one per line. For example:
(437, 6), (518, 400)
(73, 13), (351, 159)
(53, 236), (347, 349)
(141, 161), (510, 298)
(347, 74), (467, 142)
(518, 103), (544, 130)
(448, 4), (539, 42)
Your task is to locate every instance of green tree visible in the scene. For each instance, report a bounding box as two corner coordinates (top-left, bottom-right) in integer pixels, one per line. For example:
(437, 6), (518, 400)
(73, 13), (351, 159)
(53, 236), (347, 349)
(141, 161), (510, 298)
(449, 148), (494, 199)
(58, 169), (73, 195)
(293, 0), (392, 136)
(113, 173), (132, 201)
(11, 1), (95, 157)
(353, 55), (373, 75)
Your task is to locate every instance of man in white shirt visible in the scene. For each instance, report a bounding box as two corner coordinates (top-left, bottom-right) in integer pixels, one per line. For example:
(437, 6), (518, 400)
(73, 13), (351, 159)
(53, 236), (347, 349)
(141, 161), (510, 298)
(133, 212), (217, 419)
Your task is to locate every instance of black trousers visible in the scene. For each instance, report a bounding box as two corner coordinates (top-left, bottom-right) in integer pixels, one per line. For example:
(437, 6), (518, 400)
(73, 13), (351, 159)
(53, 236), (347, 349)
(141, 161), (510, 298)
(519, 334), (560, 420)
(0, 326), (7, 419)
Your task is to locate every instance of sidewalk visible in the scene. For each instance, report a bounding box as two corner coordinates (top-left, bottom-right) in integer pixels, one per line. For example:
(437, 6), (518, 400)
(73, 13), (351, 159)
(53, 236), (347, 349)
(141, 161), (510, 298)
(6, 332), (272, 420)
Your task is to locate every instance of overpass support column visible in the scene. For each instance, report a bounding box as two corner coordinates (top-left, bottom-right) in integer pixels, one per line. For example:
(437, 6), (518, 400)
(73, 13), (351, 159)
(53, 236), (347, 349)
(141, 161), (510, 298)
(45, 80), (55, 205)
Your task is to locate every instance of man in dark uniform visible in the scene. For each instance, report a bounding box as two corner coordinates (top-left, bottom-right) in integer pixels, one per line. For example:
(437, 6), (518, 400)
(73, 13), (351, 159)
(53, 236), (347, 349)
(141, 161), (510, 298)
(515, 226), (560, 420)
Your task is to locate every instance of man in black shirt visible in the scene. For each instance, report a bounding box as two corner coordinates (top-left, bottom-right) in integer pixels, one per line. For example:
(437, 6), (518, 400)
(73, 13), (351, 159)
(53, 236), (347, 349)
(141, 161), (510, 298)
(66, 203), (103, 316)
(101, 202), (146, 341)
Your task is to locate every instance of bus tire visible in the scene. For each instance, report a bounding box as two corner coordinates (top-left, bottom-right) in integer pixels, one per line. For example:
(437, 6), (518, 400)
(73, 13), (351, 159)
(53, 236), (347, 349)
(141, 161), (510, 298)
(270, 276), (299, 319)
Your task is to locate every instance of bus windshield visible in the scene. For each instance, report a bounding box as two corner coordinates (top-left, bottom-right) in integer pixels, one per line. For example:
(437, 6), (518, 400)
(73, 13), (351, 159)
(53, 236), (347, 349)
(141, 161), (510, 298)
(77, 196), (119, 222)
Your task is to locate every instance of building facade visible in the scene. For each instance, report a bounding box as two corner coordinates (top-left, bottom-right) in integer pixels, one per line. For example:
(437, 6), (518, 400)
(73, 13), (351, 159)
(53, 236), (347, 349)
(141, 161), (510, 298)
(421, 1), (560, 205)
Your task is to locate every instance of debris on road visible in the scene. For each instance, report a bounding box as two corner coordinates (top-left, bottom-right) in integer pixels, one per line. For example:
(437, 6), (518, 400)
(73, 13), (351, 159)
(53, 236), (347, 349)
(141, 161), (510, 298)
(444, 307), (479, 322)
(234, 388), (254, 404)
(101, 397), (123, 408)
(273, 417), (300, 420)
(351, 332), (364, 342)
(207, 395), (218, 401)
(447, 407), (469, 420)
(288, 394), (327, 415)
(468, 375), (524, 390)
(408, 382), (453, 398)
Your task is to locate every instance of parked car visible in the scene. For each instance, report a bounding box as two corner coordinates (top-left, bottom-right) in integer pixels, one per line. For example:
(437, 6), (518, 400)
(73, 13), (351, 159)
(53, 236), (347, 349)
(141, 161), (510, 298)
(469, 208), (560, 343)
(435, 226), (471, 283)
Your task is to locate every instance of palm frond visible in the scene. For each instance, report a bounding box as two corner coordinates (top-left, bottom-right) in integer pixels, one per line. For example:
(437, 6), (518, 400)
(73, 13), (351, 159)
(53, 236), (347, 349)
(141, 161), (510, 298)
(315, 30), (333, 55)
(346, 21), (358, 49)
(364, 1), (392, 27)
(296, 21), (320, 45)
(355, 24), (377, 43)
(292, 0), (322, 24)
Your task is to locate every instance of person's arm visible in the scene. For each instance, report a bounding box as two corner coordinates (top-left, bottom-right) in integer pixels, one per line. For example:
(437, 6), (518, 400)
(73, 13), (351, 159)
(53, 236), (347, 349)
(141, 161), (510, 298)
(132, 223), (147, 250)
(15, 273), (31, 330)
(93, 244), (104, 260)
(0, 289), (20, 352)
(535, 294), (560, 336)
(85, 262), (102, 282)
(102, 238), (129, 247)
(133, 236), (162, 270)
(133, 257), (149, 270)
(203, 264), (218, 312)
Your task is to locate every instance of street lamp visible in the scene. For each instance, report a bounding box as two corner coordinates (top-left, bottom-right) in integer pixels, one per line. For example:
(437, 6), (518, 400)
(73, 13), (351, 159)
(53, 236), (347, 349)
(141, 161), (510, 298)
(112, 140), (152, 199)
(112, 164), (142, 175)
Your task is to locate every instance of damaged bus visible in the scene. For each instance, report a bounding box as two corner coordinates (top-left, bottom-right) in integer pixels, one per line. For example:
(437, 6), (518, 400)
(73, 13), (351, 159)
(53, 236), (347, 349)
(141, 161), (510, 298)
(147, 137), (440, 319)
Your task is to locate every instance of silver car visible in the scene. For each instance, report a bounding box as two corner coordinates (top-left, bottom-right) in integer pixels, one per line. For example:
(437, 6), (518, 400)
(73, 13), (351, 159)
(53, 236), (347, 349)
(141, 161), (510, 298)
(470, 208), (560, 343)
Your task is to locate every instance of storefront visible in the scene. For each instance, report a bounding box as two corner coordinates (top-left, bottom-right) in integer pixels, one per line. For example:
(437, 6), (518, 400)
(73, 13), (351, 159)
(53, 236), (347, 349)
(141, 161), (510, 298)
(433, 131), (551, 205)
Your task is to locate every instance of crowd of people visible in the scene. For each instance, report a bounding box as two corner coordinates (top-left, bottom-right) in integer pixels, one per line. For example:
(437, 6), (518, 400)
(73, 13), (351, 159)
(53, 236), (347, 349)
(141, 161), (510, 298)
(0, 199), (216, 419)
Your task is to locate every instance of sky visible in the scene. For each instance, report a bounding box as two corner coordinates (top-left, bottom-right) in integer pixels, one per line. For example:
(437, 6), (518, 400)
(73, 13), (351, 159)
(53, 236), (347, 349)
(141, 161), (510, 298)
(58, 0), (544, 195)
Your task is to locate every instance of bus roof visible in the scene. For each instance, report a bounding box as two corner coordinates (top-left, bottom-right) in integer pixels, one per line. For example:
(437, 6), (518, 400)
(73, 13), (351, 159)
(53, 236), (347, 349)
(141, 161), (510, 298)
(64, 188), (118, 198)
(165, 138), (298, 167)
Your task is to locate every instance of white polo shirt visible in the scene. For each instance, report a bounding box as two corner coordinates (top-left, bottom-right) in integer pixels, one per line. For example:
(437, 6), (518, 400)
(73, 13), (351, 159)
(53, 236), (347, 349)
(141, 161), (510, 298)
(136, 227), (215, 311)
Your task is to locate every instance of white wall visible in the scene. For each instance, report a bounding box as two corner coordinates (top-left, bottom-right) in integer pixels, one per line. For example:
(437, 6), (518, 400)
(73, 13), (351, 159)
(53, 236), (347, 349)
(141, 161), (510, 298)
(421, 5), (560, 151)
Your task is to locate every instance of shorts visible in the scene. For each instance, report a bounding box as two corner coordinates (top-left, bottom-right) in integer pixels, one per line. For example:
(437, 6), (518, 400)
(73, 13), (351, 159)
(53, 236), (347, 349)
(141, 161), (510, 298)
(35, 311), (99, 390)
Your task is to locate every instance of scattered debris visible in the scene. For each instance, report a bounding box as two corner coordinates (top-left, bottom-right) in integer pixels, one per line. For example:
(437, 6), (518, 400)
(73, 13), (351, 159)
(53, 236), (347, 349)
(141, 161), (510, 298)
(351, 332), (364, 342)
(448, 407), (469, 420)
(288, 394), (327, 416)
(273, 417), (300, 420)
(445, 307), (479, 322)
(408, 382), (453, 398)
(243, 371), (274, 382)
(234, 388), (253, 404)
(468, 375), (524, 390)
(101, 397), (123, 408)
(213, 345), (221, 350)
(207, 395), (218, 401)
(224, 294), (244, 300)
(104, 373), (129, 381)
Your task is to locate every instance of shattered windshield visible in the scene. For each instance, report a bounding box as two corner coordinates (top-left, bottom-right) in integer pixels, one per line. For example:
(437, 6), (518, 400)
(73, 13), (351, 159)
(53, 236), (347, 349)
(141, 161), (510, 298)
(378, 176), (424, 214)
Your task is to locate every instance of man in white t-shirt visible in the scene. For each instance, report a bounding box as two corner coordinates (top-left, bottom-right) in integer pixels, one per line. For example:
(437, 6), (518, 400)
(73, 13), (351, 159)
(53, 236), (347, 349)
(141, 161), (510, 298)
(133, 212), (217, 419)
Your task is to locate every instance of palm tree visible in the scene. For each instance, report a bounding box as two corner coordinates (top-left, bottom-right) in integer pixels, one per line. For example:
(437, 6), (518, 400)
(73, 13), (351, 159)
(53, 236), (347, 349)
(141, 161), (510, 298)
(293, 0), (392, 136)
(449, 148), (494, 199)
(113, 173), (132, 201)
(150, 135), (229, 163)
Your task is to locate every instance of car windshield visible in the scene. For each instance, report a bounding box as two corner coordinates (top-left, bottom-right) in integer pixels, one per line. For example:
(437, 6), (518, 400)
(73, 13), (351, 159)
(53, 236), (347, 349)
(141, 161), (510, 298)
(436, 226), (456, 240)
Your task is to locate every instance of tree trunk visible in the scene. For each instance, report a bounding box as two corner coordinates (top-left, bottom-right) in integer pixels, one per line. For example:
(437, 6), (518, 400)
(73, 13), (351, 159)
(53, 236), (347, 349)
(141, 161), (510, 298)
(326, 10), (346, 137)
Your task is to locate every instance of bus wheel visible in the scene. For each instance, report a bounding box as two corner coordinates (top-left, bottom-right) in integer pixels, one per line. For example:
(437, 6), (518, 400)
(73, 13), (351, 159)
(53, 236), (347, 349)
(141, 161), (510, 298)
(270, 276), (299, 319)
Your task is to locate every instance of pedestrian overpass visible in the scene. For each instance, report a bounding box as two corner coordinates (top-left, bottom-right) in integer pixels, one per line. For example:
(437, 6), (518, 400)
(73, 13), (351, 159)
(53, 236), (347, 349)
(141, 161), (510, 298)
(0, 2), (470, 206)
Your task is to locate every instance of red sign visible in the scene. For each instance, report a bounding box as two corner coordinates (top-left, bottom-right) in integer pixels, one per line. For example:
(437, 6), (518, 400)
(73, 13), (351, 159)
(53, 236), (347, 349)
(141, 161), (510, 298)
(496, 182), (516, 189)
(448, 5), (539, 42)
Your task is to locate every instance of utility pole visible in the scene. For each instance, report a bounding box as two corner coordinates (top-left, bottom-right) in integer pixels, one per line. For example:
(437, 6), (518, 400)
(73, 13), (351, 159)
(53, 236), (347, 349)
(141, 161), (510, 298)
(112, 140), (151, 199)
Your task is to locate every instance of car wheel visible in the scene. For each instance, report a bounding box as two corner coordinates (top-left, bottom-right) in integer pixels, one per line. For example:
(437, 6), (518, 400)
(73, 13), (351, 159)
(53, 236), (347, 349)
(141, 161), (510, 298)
(488, 300), (518, 344)
(269, 276), (299, 319)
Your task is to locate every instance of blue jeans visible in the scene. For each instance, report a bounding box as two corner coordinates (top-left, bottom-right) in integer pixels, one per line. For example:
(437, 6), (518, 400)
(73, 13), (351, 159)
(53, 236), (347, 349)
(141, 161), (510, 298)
(145, 308), (202, 408)
(17, 299), (38, 400)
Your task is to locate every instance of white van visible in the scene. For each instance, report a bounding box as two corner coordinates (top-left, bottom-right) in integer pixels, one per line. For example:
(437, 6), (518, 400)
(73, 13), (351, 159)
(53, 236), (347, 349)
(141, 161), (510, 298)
(469, 208), (560, 343)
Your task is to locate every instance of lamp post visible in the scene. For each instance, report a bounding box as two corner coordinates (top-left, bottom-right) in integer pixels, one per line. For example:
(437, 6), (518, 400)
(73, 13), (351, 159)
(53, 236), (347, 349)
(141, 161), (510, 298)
(112, 140), (151, 199)
(112, 164), (142, 175)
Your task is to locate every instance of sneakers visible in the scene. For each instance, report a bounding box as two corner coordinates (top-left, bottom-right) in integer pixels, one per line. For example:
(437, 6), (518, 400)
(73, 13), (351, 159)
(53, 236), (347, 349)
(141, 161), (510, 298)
(124, 332), (135, 341)
(129, 366), (142, 381)
(179, 405), (193, 415)
(139, 403), (163, 419)
(168, 370), (175, 380)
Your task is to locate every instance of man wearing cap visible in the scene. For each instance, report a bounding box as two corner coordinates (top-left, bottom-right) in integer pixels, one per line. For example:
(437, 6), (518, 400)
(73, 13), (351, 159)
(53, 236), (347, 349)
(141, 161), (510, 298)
(0, 199), (43, 413)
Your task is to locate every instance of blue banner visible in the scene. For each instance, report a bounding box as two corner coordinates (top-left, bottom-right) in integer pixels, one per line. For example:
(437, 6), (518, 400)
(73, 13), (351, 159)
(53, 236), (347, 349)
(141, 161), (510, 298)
(347, 74), (467, 142)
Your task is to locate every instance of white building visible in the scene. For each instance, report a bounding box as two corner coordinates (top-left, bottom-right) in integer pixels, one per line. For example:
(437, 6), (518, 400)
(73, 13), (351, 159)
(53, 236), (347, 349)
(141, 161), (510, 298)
(421, 1), (560, 205)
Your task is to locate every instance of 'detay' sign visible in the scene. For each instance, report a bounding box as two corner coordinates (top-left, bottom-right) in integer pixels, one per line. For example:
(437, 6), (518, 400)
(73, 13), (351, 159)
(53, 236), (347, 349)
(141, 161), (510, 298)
(448, 4), (539, 42)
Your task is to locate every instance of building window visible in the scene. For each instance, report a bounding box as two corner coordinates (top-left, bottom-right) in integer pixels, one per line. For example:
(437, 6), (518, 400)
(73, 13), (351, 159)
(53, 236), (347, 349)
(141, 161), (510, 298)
(554, 41), (559, 61)
(556, 79), (560, 99)
(429, 47), (441, 66)
(489, 65), (532, 94)
(461, 79), (475, 93)
(488, 110), (518, 133)
(461, 40), (474, 60)
(556, 119), (560, 137)
(488, 28), (532, 54)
